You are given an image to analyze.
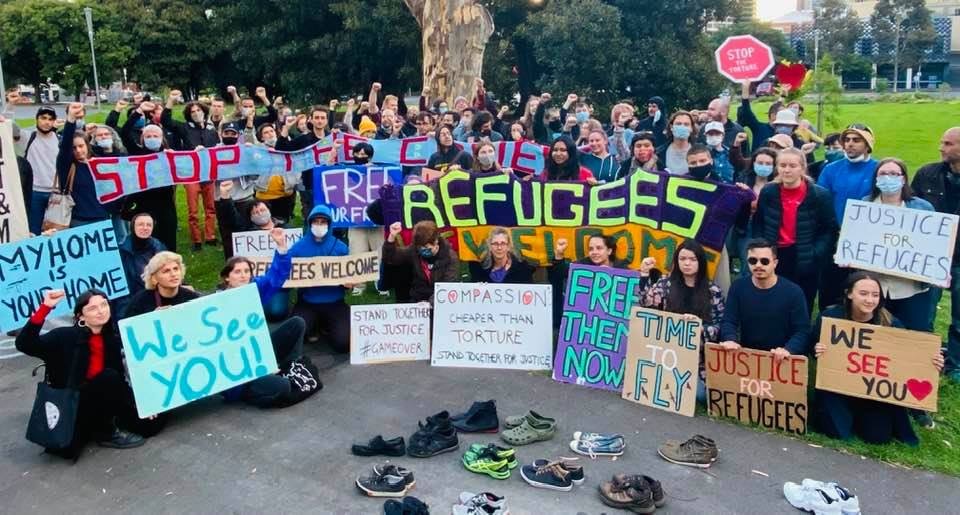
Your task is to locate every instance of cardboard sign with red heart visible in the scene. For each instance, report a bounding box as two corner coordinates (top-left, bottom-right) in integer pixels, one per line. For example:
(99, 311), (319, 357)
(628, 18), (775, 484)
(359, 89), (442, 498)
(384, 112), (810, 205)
(775, 63), (807, 91)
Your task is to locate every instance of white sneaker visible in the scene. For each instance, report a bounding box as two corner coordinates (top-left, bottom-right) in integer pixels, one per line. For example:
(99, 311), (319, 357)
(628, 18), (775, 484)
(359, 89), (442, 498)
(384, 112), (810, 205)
(783, 482), (860, 515)
(351, 287), (363, 296)
(454, 491), (509, 515)
(800, 480), (860, 514)
(378, 290), (391, 297)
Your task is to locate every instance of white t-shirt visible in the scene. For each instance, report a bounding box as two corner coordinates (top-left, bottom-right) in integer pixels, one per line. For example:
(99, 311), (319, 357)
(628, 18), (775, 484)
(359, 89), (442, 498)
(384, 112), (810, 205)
(26, 131), (60, 192)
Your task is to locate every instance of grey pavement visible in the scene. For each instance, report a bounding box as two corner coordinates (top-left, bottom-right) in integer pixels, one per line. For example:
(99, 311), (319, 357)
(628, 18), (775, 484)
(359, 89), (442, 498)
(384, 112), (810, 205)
(1, 345), (958, 515)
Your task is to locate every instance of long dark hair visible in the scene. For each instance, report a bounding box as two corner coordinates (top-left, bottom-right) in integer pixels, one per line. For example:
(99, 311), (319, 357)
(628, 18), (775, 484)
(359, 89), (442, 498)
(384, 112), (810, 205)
(665, 240), (713, 322)
(219, 256), (255, 289)
(546, 136), (582, 181)
(841, 271), (894, 326)
(870, 158), (915, 200)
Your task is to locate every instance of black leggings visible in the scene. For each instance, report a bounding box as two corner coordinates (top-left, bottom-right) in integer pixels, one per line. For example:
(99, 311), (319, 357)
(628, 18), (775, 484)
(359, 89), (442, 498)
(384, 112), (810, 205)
(291, 299), (350, 353)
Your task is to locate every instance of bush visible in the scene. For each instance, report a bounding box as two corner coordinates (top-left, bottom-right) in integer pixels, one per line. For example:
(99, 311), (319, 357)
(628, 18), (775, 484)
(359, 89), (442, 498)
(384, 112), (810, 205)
(875, 78), (890, 93)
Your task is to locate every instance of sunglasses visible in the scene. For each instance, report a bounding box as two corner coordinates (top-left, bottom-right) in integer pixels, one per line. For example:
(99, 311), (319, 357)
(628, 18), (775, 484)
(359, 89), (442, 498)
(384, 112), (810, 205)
(747, 257), (772, 266)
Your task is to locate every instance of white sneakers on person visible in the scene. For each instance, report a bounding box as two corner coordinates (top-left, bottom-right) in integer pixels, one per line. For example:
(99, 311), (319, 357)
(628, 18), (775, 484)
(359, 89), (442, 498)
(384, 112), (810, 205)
(783, 480), (861, 515)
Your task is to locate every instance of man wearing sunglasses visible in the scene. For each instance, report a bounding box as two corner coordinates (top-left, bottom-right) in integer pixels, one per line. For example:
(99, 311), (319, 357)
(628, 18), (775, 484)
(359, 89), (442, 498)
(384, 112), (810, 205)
(719, 239), (811, 362)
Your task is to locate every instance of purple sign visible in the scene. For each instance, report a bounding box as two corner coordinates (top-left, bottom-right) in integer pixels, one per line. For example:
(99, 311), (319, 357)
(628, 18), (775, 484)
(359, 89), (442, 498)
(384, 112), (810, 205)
(313, 165), (403, 228)
(553, 264), (641, 392)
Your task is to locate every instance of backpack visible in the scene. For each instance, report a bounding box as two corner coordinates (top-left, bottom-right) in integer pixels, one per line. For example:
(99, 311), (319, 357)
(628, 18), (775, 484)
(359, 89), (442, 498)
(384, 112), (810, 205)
(273, 355), (322, 408)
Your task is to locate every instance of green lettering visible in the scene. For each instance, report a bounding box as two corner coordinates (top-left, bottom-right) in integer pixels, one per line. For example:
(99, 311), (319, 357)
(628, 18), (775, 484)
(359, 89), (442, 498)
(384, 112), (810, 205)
(438, 169), (477, 227)
(544, 182), (587, 227)
(513, 180), (542, 226)
(661, 177), (716, 238)
(474, 173), (510, 225)
(628, 169), (662, 228)
(402, 184), (444, 228)
(587, 180), (626, 226)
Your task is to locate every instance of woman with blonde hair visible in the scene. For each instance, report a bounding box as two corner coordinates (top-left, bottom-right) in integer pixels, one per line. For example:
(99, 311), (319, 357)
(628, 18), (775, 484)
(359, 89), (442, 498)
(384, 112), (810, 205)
(122, 251), (200, 318)
(469, 227), (536, 283)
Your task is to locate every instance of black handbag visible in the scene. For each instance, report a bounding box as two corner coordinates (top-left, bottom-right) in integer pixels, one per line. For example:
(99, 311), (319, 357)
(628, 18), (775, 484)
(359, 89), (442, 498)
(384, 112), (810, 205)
(25, 350), (81, 450)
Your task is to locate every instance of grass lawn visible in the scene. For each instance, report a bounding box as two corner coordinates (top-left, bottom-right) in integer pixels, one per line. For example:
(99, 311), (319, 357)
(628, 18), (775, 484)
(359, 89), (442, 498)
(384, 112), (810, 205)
(15, 99), (960, 476)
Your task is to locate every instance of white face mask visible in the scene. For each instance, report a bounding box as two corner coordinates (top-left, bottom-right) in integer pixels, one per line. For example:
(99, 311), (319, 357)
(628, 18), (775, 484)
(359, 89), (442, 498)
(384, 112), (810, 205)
(263, 136), (277, 147)
(846, 153), (868, 163)
(311, 223), (328, 239)
(706, 135), (723, 147)
(478, 152), (496, 168)
(241, 107), (254, 117)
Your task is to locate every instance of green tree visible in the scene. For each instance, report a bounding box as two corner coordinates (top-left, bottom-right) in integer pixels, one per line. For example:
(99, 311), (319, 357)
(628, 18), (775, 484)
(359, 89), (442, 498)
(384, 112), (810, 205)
(870, 0), (937, 91)
(805, 53), (844, 131)
(813, 0), (862, 61)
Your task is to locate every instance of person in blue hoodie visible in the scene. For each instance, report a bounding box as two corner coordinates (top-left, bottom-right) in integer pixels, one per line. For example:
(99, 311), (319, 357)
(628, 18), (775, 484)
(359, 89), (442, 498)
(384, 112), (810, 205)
(816, 124), (878, 310)
(289, 204), (352, 352)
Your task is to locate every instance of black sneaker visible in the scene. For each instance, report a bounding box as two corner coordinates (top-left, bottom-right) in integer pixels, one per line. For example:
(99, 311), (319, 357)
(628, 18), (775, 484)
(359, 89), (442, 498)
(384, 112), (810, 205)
(356, 466), (414, 497)
(96, 428), (145, 449)
(371, 464), (415, 488)
(407, 426), (459, 458)
(411, 411), (453, 442)
(352, 435), (406, 457)
(205, 239), (219, 246)
(191, 242), (203, 252)
(520, 460), (574, 491)
(451, 400), (499, 433)
(533, 458), (584, 484)
(401, 496), (430, 514)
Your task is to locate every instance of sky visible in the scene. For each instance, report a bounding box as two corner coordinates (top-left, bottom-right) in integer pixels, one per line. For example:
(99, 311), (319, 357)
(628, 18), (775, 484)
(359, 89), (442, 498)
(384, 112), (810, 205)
(757, 0), (798, 22)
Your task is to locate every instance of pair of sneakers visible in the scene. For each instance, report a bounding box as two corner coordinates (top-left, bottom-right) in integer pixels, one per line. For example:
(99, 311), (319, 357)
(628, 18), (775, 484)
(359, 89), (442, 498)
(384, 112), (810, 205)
(657, 434), (718, 468)
(383, 495), (429, 515)
(462, 443), (517, 479)
(408, 411), (459, 458)
(569, 431), (625, 458)
(783, 479), (861, 515)
(356, 464), (415, 498)
(599, 474), (666, 514)
(453, 491), (509, 515)
(519, 458), (584, 492)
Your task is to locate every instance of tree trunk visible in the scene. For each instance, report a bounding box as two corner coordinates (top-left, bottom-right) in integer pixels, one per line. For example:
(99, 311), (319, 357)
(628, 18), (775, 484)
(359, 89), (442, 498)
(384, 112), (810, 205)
(404, 0), (494, 104)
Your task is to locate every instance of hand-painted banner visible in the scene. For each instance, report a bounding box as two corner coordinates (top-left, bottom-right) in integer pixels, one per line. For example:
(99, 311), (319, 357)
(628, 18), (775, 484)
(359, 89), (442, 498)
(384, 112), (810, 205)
(0, 221), (129, 331)
(0, 121), (29, 244)
(312, 165), (403, 228)
(705, 344), (808, 434)
(380, 169), (753, 252)
(350, 303), (432, 364)
(432, 283), (553, 370)
(835, 199), (958, 287)
(815, 317), (941, 412)
(621, 308), (701, 417)
(249, 251), (380, 287)
(231, 228), (303, 257)
(554, 264), (640, 391)
(119, 284), (277, 418)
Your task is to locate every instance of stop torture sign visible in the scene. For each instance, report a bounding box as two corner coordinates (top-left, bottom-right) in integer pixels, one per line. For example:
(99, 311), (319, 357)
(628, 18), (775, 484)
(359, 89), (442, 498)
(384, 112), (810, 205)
(714, 35), (775, 83)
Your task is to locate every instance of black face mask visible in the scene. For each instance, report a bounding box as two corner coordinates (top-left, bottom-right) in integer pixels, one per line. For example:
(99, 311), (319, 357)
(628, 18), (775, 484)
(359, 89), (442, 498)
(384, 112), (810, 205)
(481, 129), (492, 137)
(688, 163), (714, 180)
(222, 136), (238, 145)
(548, 119), (563, 133)
(353, 154), (370, 165)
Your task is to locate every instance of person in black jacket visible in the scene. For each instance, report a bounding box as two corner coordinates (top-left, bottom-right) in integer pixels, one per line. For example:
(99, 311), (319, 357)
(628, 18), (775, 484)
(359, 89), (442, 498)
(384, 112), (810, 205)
(115, 213), (166, 316)
(426, 124), (473, 173)
(16, 289), (162, 458)
(277, 105), (330, 220)
(547, 234), (631, 329)
(469, 227), (537, 283)
(58, 103), (118, 227)
(752, 148), (837, 313)
(383, 220), (460, 304)
(635, 96), (668, 147)
(122, 251), (200, 319)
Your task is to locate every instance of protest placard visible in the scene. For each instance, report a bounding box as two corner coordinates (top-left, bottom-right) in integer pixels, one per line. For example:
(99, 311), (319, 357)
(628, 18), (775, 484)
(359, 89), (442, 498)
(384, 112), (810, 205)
(119, 284), (277, 418)
(553, 264), (640, 391)
(0, 120), (29, 244)
(432, 283), (553, 370)
(231, 228), (303, 257)
(421, 168), (444, 182)
(0, 221), (128, 331)
(704, 344), (808, 434)
(621, 308), (701, 416)
(249, 251), (380, 287)
(815, 317), (941, 412)
(313, 165), (403, 228)
(835, 199), (958, 287)
(350, 303), (431, 364)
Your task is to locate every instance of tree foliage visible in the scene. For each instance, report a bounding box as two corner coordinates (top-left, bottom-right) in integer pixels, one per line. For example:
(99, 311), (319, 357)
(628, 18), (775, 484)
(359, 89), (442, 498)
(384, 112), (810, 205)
(870, 0), (937, 70)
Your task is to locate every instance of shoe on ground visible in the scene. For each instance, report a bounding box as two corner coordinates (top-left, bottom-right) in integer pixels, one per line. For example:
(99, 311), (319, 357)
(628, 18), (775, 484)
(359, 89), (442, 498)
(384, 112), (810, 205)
(599, 476), (656, 514)
(784, 481), (860, 515)
(401, 495), (430, 515)
(503, 410), (554, 429)
(458, 491), (508, 511)
(411, 410), (453, 442)
(96, 428), (145, 449)
(356, 465), (414, 497)
(352, 435), (406, 457)
(612, 474), (665, 508)
(573, 431), (624, 443)
(407, 426), (459, 458)
(657, 434), (718, 468)
(799, 480), (860, 514)
(532, 458), (584, 484)
(371, 464), (415, 488)
(570, 437), (625, 458)
(453, 502), (507, 515)
(191, 242), (203, 252)
(468, 443), (517, 469)
(383, 499), (403, 515)
(205, 239), (218, 246)
(501, 414), (556, 446)
(452, 400), (500, 433)
(519, 460), (574, 492)
(910, 410), (936, 429)
(462, 448), (510, 479)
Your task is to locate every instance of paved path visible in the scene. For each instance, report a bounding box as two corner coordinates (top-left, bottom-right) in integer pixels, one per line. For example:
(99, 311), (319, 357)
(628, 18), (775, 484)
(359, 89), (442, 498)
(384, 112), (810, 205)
(1, 348), (957, 514)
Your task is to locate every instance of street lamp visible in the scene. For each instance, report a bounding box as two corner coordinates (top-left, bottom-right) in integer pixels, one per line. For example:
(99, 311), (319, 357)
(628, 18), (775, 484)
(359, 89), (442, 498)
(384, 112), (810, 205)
(83, 7), (102, 109)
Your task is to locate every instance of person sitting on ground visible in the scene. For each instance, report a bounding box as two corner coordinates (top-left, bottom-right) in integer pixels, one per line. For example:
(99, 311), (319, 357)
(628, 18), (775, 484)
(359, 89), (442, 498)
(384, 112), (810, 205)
(468, 227), (537, 284)
(116, 213), (166, 315)
(217, 227), (321, 407)
(383, 220), (460, 304)
(719, 238), (810, 359)
(123, 251), (200, 319)
(812, 271), (944, 445)
(548, 234), (629, 328)
(17, 289), (165, 459)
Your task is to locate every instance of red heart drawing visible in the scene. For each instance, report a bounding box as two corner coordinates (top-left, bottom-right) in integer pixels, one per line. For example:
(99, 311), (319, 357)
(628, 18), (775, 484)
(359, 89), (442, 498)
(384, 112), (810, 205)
(905, 379), (933, 401)
(775, 63), (807, 91)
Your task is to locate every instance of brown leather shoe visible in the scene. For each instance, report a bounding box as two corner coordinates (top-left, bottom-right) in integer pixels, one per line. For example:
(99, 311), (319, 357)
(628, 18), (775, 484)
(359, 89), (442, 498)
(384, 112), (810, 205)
(599, 477), (655, 514)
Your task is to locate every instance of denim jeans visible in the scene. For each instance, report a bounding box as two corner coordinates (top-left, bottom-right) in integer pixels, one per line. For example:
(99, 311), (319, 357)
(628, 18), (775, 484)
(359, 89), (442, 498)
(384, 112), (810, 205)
(944, 264), (960, 372)
(28, 191), (51, 235)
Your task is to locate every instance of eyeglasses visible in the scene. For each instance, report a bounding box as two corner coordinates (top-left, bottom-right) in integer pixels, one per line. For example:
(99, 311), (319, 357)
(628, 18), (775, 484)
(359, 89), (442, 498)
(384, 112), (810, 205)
(489, 241), (509, 247)
(747, 257), (772, 266)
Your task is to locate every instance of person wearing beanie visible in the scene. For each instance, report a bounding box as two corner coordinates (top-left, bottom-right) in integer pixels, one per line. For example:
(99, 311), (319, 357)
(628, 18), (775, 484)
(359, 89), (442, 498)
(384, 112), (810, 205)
(636, 96), (668, 147)
(358, 115), (377, 138)
(115, 213), (166, 316)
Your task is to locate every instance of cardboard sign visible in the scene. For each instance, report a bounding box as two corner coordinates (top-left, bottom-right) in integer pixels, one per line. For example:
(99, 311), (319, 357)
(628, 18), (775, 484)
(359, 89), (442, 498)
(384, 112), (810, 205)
(715, 35), (775, 83)
(431, 283), (553, 370)
(0, 120), (29, 244)
(312, 165), (403, 228)
(704, 344), (809, 434)
(621, 308), (701, 417)
(553, 264), (640, 391)
(249, 251), (380, 287)
(421, 168), (444, 182)
(815, 317), (941, 411)
(0, 221), (129, 331)
(119, 284), (277, 418)
(231, 228), (303, 257)
(835, 200), (958, 287)
(350, 303), (431, 364)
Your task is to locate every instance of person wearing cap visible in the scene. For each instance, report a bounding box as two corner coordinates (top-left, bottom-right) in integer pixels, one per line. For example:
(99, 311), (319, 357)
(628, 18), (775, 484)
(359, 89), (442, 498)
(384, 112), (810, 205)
(702, 121), (748, 184)
(636, 96), (668, 147)
(816, 124), (878, 308)
(214, 121), (258, 258)
(288, 204), (352, 353)
(24, 105), (60, 235)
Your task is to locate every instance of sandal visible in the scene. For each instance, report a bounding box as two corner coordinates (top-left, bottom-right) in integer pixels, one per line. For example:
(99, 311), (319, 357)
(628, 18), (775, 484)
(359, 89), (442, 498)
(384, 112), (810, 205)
(504, 410), (555, 429)
(501, 417), (556, 446)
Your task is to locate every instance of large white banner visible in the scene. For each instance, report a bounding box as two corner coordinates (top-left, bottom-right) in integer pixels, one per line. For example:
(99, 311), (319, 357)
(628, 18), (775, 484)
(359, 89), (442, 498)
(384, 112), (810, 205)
(231, 228), (303, 257)
(0, 120), (29, 244)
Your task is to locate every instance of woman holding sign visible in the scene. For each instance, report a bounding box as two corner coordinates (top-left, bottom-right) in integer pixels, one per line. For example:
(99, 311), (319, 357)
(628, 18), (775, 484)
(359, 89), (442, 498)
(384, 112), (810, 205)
(548, 234), (629, 328)
(812, 272), (944, 445)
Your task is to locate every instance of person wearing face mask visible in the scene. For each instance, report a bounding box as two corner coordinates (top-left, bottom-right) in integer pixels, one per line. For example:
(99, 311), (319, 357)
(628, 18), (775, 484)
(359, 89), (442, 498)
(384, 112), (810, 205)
(384, 220), (460, 304)
(738, 81), (789, 152)
(88, 124), (130, 240)
(636, 96), (667, 147)
(733, 148), (778, 275)
(118, 118), (179, 252)
(288, 205), (352, 352)
(471, 142), (505, 175)
(254, 123), (299, 224)
(215, 121), (259, 258)
(56, 103), (119, 228)
(616, 132), (660, 178)
(24, 105), (61, 235)
(548, 234), (629, 328)
(816, 124), (878, 309)
(683, 145), (721, 182)
(658, 111), (697, 176)
(806, 132), (843, 182)
(454, 108), (476, 142)
(753, 148), (837, 313)
(227, 86), (279, 129)
(701, 122), (745, 184)
(466, 111), (504, 143)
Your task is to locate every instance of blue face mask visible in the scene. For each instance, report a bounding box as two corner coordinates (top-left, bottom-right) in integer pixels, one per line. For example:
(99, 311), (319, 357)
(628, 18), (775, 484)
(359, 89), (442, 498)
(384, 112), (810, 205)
(576, 112), (589, 124)
(96, 138), (114, 149)
(672, 124), (691, 140)
(75, 119), (85, 130)
(876, 175), (903, 194)
(144, 137), (162, 151)
(418, 247), (435, 258)
(825, 149), (844, 163)
(774, 125), (794, 135)
(754, 163), (774, 178)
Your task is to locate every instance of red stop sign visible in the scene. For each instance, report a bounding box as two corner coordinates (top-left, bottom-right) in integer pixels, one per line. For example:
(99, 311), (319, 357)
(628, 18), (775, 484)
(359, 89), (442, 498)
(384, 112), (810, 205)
(714, 35), (775, 83)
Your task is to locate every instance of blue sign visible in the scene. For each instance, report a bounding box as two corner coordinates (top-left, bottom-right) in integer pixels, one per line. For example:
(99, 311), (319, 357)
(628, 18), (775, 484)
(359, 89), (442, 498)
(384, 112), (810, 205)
(0, 221), (128, 331)
(313, 165), (404, 228)
(118, 284), (278, 417)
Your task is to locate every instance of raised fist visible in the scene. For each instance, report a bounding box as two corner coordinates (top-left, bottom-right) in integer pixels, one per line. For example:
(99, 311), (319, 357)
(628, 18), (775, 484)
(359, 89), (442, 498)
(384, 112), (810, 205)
(227, 85), (237, 95)
(555, 238), (568, 257)
(219, 180), (234, 198)
(372, 82), (382, 91)
(389, 222), (402, 236)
